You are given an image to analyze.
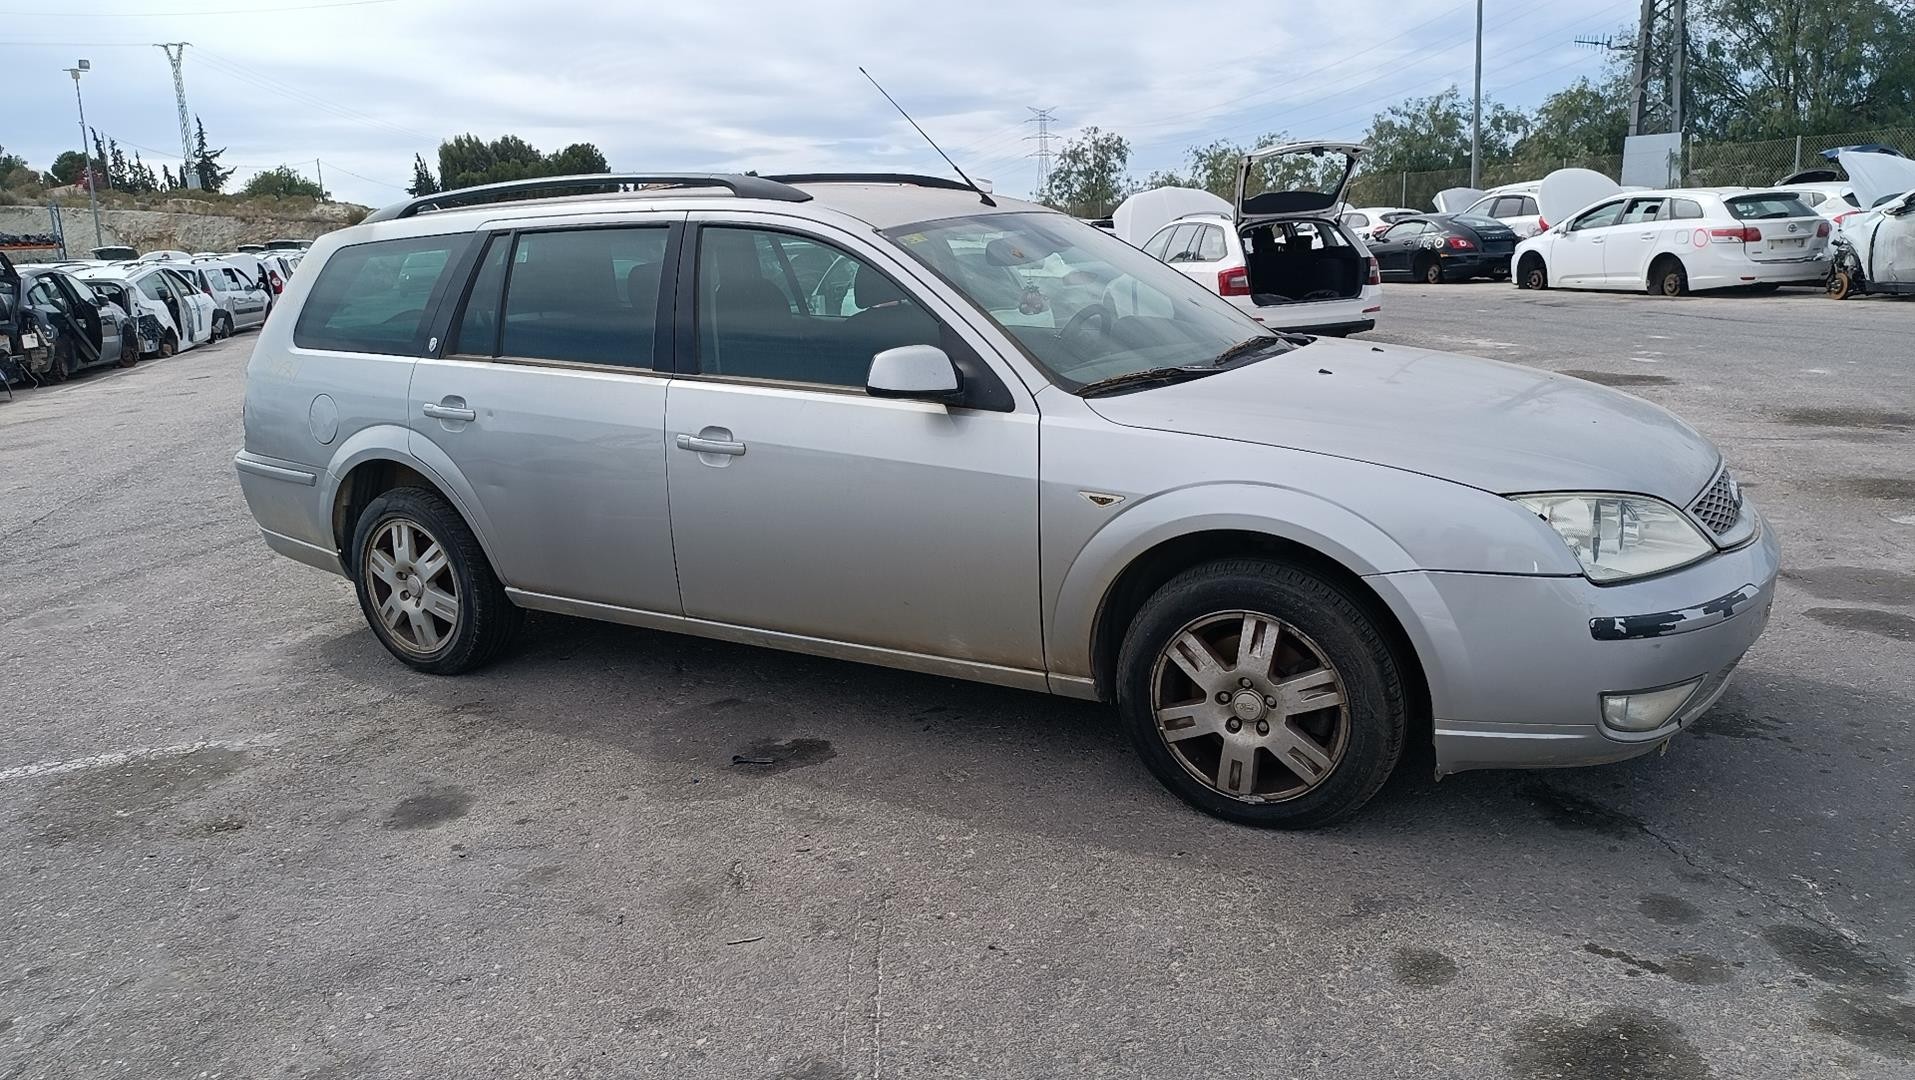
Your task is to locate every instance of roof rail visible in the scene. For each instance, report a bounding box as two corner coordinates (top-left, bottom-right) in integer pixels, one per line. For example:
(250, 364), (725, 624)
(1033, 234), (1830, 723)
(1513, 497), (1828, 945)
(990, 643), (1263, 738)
(763, 172), (979, 193)
(361, 173), (812, 223)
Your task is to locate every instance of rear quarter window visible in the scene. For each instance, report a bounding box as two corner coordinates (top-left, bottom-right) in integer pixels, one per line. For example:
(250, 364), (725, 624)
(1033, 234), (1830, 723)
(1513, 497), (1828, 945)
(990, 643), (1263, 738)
(293, 235), (469, 355)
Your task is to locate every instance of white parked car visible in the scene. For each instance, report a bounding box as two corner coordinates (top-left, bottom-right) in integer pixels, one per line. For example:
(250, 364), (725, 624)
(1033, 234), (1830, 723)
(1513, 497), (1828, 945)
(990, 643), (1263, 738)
(1138, 142), (1382, 335)
(1339, 205), (1418, 240)
(137, 249), (193, 264)
(192, 257), (271, 333)
(1827, 187), (1915, 299)
(74, 263), (219, 355)
(1514, 188), (1830, 295)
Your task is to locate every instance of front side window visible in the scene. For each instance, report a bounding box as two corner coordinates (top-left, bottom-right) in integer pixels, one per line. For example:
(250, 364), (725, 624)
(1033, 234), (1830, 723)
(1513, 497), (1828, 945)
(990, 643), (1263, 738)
(696, 226), (940, 388)
(1571, 202), (1627, 231)
(136, 273), (168, 301)
(1342, 212), (1370, 229)
(1163, 224), (1202, 263)
(884, 211), (1283, 392)
(1142, 226), (1177, 260)
(293, 234), (468, 355)
(1381, 221), (1428, 241)
(497, 227), (667, 367)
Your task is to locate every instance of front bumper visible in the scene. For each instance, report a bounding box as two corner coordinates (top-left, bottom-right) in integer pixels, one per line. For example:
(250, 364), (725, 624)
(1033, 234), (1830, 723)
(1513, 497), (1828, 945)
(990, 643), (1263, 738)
(1369, 509), (1780, 775)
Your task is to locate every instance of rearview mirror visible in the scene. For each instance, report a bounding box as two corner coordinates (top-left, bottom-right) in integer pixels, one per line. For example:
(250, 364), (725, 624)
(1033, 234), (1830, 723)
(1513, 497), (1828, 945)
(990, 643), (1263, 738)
(867, 345), (962, 404)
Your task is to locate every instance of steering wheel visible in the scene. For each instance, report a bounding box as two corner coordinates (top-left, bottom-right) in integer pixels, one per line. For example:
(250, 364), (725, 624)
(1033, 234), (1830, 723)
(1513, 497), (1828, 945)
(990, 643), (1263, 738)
(1059, 303), (1109, 350)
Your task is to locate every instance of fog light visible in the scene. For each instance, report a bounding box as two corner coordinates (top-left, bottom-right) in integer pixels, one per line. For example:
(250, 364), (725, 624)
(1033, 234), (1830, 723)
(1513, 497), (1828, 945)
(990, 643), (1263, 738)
(1600, 678), (1704, 733)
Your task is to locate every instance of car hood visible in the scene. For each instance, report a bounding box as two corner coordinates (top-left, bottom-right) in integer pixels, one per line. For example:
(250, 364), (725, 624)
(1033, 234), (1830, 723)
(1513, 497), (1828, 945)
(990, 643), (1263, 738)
(1083, 338), (1721, 502)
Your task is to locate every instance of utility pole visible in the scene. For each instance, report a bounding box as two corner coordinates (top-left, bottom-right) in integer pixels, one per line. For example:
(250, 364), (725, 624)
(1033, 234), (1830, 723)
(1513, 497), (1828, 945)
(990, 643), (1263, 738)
(1670, 0), (1686, 134)
(64, 60), (105, 247)
(156, 43), (199, 189)
(1470, 0), (1483, 189)
(1025, 107), (1058, 199)
(314, 158), (325, 198)
(1621, 0), (1685, 137)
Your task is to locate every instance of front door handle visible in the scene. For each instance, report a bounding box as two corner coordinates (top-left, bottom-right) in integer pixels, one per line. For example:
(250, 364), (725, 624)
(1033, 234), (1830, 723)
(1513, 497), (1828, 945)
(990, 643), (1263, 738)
(423, 400), (477, 422)
(675, 433), (747, 457)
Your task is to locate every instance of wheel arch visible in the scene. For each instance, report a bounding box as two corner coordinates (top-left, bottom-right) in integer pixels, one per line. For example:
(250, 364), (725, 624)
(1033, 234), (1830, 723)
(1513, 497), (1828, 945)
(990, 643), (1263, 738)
(323, 432), (505, 578)
(1647, 251), (1687, 292)
(1050, 486), (1431, 726)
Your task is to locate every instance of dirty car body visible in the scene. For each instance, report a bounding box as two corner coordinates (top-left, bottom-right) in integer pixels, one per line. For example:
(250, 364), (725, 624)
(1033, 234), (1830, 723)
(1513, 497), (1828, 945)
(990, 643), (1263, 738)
(234, 173), (1778, 826)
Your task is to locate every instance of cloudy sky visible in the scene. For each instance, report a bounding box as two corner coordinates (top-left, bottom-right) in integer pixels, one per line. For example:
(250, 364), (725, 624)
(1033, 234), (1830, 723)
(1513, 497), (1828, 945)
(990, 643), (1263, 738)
(4, 0), (1637, 208)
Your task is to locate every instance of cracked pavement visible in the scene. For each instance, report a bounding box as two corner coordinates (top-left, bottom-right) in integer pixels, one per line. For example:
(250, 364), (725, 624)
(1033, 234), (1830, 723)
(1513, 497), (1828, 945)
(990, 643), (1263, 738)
(1, 283), (1912, 1079)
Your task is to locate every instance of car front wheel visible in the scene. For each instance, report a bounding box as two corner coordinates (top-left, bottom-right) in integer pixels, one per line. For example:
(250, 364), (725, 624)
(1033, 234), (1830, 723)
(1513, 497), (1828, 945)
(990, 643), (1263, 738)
(351, 487), (522, 674)
(1115, 558), (1407, 828)
(1519, 256), (1548, 290)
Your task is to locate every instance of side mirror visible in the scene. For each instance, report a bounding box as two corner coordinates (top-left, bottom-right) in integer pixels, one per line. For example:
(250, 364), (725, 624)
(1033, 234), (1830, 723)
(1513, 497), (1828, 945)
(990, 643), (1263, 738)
(867, 344), (962, 404)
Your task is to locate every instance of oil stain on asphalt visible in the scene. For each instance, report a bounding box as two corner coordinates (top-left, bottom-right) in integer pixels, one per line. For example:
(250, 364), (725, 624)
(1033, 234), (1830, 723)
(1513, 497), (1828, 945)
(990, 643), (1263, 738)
(1390, 947), (1458, 988)
(1524, 785), (1643, 840)
(731, 738), (836, 775)
(1780, 407), (1915, 430)
(1811, 992), (1915, 1060)
(1761, 925), (1908, 992)
(1841, 476), (1915, 500)
(1781, 566), (1915, 605)
(1638, 894), (1703, 925)
(1804, 607), (1915, 641)
(1505, 1007), (1708, 1080)
(386, 785), (473, 830)
(30, 747), (250, 847)
(1560, 370), (1676, 387)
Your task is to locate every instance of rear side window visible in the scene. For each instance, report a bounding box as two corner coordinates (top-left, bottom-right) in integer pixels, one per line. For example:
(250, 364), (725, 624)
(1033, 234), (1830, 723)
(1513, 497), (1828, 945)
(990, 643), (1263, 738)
(1491, 196), (1529, 218)
(293, 235), (467, 355)
(1796, 191), (1827, 207)
(1725, 193), (1816, 220)
(1196, 225), (1228, 261)
(500, 227), (668, 368)
(1671, 199), (1704, 220)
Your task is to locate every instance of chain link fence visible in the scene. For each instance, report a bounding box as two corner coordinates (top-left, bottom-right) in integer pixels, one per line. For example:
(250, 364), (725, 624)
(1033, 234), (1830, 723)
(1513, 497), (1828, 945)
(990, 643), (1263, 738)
(1343, 127), (1914, 212)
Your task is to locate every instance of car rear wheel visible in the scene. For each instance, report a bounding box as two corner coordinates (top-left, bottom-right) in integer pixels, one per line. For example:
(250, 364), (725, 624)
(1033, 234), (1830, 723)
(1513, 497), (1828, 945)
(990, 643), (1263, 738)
(158, 331), (178, 358)
(1651, 257), (1689, 297)
(1828, 269), (1857, 300)
(116, 330), (140, 368)
(212, 313), (232, 341)
(351, 487), (522, 675)
(1519, 256), (1548, 290)
(1115, 558), (1407, 828)
(1417, 256), (1444, 285)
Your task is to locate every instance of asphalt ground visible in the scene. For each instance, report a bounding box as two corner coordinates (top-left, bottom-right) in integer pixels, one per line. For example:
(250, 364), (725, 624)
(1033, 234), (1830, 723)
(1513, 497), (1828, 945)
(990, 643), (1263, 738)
(1, 280), (1911, 1079)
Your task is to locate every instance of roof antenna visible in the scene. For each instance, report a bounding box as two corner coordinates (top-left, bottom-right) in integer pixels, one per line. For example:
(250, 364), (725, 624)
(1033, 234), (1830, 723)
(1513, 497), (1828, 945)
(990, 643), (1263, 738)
(859, 66), (996, 207)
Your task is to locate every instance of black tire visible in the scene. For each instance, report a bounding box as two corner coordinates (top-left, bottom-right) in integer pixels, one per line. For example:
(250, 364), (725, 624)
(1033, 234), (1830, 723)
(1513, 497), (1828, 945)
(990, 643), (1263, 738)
(1417, 256), (1444, 285)
(1115, 558), (1407, 828)
(43, 342), (71, 384)
(1519, 255), (1548, 290)
(350, 487), (522, 674)
(212, 313), (232, 341)
(1650, 257), (1689, 297)
(116, 329), (140, 368)
(158, 331), (178, 358)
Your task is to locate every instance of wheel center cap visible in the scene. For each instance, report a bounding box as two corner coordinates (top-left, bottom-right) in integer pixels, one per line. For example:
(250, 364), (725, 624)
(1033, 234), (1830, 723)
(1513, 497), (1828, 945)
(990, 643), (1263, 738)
(1230, 690), (1266, 722)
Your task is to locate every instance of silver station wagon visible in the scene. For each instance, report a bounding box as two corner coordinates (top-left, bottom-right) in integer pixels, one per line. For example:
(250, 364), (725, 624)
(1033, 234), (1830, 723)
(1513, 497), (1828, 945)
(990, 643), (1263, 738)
(235, 172), (1779, 827)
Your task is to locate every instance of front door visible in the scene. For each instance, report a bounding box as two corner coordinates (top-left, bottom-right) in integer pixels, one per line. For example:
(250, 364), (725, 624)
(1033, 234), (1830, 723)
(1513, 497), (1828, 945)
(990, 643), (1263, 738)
(664, 217), (1043, 670)
(1370, 220), (1430, 276)
(1553, 200), (1628, 286)
(407, 219), (682, 612)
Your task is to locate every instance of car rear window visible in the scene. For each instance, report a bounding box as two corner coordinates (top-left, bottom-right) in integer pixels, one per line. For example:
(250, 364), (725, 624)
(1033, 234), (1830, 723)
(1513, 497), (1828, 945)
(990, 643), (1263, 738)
(1725, 193), (1816, 220)
(293, 235), (469, 355)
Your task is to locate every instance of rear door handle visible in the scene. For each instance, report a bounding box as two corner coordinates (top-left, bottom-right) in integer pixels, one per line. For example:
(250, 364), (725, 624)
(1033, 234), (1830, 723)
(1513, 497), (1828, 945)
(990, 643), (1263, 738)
(422, 401), (477, 422)
(1640, 232), (1657, 239)
(675, 433), (747, 456)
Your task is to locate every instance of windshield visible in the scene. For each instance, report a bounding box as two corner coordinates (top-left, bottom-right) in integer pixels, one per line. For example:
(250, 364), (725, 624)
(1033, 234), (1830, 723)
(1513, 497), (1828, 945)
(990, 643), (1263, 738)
(882, 211), (1278, 391)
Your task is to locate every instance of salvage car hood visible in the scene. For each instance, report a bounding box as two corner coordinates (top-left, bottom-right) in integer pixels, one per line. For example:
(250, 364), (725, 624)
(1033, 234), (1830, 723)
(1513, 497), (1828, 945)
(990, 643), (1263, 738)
(1084, 338), (1721, 502)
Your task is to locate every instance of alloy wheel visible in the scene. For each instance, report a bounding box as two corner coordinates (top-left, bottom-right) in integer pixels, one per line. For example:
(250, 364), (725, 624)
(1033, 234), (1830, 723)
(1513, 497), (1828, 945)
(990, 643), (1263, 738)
(365, 518), (460, 655)
(1149, 610), (1350, 803)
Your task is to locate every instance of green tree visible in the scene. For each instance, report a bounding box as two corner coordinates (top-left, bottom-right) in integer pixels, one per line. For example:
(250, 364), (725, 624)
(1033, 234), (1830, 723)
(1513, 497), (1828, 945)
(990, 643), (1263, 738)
(1689, 0), (1915, 137)
(0, 146), (33, 189)
(240, 165), (328, 199)
(435, 133), (612, 192)
(1040, 126), (1132, 216)
(46, 150), (90, 186)
(161, 163), (178, 190)
(1516, 75), (1630, 162)
(128, 152), (159, 194)
(90, 128), (111, 190)
(107, 139), (130, 190)
(406, 153), (440, 196)
(192, 116), (234, 192)
(1361, 86), (1526, 174)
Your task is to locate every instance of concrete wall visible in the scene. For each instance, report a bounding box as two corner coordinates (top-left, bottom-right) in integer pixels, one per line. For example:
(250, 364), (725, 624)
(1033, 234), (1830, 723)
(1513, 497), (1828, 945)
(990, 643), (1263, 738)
(0, 199), (361, 258)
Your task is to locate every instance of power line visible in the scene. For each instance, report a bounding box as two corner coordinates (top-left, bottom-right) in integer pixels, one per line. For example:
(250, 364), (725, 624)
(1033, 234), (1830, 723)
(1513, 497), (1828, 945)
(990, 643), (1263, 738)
(318, 159), (405, 190)
(191, 46), (431, 142)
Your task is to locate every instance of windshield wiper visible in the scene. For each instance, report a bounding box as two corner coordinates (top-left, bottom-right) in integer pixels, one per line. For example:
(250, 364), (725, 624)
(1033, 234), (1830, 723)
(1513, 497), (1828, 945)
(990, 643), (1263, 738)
(1210, 334), (1297, 368)
(1077, 365), (1220, 398)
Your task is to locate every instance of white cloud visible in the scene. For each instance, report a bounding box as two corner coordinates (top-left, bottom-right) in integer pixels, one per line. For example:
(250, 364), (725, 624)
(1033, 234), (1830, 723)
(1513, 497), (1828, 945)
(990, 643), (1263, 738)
(2, 0), (1632, 207)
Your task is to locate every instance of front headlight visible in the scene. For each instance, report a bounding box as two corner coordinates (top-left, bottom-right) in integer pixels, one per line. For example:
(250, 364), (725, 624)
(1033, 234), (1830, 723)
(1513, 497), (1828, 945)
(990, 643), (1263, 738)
(1511, 493), (1713, 583)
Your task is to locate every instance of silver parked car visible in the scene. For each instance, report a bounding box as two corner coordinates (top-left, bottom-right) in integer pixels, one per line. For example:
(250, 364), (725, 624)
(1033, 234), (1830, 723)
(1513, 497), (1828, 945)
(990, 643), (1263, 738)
(235, 173), (1779, 827)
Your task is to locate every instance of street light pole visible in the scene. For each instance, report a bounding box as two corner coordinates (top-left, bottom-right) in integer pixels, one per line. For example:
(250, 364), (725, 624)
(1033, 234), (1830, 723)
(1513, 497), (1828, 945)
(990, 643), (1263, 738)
(1470, 0), (1483, 190)
(65, 60), (105, 251)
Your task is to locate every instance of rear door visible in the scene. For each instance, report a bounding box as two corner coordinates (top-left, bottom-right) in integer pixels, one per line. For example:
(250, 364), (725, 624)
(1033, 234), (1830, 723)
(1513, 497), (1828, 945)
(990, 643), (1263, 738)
(407, 215), (682, 611)
(1601, 195), (1672, 286)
